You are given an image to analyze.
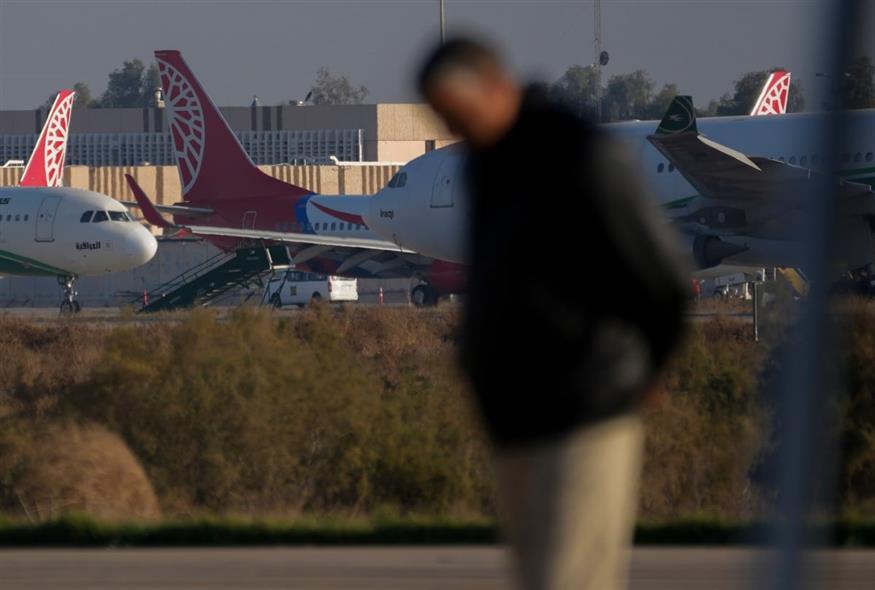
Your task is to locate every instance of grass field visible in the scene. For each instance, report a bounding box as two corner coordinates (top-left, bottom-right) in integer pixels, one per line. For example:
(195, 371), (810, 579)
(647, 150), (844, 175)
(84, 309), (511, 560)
(2, 301), (875, 532)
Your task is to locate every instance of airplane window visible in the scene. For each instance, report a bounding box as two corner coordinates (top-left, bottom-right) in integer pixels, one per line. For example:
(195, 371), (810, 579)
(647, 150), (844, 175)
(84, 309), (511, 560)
(397, 173), (408, 188)
(867, 152), (874, 162)
(800, 156), (808, 167)
(93, 211), (109, 223)
(668, 164), (675, 172)
(855, 152), (863, 163)
(14, 215), (20, 222)
(23, 214), (28, 221)
(789, 156), (797, 165)
(657, 163), (664, 173)
(80, 211), (93, 223)
(109, 211), (127, 222)
(779, 156), (786, 163)
(330, 222), (337, 231)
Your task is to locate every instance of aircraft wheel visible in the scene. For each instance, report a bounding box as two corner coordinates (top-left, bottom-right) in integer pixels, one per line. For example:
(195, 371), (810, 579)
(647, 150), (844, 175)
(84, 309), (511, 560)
(310, 292), (323, 304)
(411, 284), (438, 308)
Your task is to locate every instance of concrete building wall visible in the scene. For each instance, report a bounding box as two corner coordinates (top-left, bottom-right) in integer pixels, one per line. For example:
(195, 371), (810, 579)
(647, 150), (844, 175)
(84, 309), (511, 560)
(0, 162), (401, 204)
(1, 103), (455, 164)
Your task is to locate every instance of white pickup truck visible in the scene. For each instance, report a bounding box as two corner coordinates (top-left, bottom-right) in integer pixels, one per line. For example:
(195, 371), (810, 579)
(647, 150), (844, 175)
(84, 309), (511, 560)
(265, 270), (358, 308)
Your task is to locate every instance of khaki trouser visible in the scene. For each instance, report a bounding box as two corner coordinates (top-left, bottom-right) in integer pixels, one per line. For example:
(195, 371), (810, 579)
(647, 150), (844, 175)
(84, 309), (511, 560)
(495, 414), (644, 590)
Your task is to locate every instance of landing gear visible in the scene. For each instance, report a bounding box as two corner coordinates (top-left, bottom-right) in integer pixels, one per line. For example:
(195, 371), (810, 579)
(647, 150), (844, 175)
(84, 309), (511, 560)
(57, 275), (81, 314)
(411, 283), (439, 308)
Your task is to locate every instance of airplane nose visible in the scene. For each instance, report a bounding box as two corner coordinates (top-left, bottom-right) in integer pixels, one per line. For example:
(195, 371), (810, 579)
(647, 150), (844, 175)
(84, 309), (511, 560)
(126, 226), (158, 266)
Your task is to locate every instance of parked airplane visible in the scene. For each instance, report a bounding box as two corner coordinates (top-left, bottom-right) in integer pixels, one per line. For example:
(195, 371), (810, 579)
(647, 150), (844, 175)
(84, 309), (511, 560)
(126, 49), (464, 306)
(0, 91), (158, 312)
(135, 52), (869, 303)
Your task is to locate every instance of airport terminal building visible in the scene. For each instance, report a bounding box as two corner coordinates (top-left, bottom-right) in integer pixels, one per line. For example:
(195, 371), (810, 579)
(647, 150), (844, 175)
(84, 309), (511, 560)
(0, 102), (455, 166)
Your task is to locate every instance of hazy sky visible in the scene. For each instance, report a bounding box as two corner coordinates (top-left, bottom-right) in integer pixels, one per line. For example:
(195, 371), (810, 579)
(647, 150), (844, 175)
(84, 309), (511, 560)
(0, 0), (867, 110)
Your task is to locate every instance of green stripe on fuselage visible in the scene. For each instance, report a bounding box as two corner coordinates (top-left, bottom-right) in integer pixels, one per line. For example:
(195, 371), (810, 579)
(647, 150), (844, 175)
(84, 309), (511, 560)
(0, 248), (71, 276)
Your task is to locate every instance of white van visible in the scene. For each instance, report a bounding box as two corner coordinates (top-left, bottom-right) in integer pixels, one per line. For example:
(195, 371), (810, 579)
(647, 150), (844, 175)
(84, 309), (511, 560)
(265, 270), (358, 308)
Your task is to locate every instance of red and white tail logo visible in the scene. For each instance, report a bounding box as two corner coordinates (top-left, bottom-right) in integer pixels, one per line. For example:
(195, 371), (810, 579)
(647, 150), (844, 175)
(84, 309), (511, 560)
(155, 50), (308, 203)
(20, 90), (75, 187)
(750, 71), (791, 116)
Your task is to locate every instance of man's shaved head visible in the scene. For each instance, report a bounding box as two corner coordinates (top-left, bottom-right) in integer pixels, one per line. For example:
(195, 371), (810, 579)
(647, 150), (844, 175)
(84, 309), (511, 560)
(418, 37), (522, 149)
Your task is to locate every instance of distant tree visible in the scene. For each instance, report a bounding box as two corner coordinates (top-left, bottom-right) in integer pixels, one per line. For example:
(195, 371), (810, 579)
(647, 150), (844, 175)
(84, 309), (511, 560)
(844, 56), (875, 109)
(307, 67), (369, 105)
(715, 68), (805, 116)
(548, 64), (601, 119)
(72, 82), (95, 109)
(40, 81), (96, 110)
(602, 70), (655, 121)
(647, 83), (680, 119)
(96, 59), (161, 108)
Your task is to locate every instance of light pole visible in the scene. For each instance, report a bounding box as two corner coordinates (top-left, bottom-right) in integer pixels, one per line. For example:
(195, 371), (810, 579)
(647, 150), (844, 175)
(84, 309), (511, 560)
(593, 0), (607, 121)
(440, 0), (446, 44)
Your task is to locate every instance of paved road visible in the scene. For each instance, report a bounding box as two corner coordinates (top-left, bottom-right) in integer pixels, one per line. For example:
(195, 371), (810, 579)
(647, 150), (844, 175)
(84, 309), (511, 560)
(1, 547), (873, 589)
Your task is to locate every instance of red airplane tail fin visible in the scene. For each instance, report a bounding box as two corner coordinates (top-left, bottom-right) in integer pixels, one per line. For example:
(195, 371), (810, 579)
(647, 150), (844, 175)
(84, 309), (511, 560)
(20, 89), (75, 187)
(154, 50), (310, 203)
(750, 70), (791, 116)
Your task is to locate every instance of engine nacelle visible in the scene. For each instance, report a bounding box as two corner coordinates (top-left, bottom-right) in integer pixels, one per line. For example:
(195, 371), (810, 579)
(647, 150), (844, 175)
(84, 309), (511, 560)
(686, 235), (748, 270)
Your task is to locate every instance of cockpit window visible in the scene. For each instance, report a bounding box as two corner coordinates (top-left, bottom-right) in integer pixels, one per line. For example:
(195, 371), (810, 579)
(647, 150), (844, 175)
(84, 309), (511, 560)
(387, 173), (399, 188)
(109, 211), (129, 222)
(92, 210), (109, 223)
(80, 211), (93, 223)
(396, 172), (407, 187)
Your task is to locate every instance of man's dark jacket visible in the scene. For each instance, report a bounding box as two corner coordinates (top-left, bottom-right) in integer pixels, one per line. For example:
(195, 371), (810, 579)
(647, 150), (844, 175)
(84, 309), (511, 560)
(461, 87), (688, 448)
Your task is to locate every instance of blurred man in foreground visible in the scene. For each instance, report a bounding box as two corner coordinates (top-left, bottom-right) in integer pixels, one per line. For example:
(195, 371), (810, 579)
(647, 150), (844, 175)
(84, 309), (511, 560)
(418, 38), (688, 590)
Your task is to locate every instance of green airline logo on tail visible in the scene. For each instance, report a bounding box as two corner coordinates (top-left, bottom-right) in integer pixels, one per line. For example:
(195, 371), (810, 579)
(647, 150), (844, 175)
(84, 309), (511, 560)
(656, 95), (697, 135)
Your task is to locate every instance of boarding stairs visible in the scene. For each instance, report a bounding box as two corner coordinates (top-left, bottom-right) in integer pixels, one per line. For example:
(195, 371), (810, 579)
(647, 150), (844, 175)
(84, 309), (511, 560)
(136, 245), (293, 313)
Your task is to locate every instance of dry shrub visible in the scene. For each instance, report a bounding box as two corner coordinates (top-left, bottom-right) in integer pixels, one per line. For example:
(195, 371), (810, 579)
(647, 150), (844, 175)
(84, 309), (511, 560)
(64, 307), (490, 517)
(640, 317), (769, 520)
(0, 421), (160, 522)
(0, 318), (102, 417)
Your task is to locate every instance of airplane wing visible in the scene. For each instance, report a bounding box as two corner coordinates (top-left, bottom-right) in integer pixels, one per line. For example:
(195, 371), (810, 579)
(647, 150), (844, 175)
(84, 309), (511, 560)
(649, 96), (874, 210)
(123, 175), (432, 278)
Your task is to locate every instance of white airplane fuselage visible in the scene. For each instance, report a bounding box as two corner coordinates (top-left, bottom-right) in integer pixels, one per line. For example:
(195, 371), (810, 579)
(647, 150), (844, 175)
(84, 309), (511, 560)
(0, 187), (157, 277)
(364, 110), (875, 270)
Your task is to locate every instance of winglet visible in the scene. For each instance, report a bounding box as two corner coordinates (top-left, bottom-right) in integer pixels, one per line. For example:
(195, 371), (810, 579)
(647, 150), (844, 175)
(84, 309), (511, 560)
(655, 96), (698, 136)
(125, 174), (173, 228)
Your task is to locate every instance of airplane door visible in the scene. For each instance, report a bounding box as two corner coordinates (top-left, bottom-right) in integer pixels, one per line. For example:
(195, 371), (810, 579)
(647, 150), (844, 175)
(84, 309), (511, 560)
(430, 156), (457, 208)
(243, 210), (257, 229)
(35, 196), (62, 242)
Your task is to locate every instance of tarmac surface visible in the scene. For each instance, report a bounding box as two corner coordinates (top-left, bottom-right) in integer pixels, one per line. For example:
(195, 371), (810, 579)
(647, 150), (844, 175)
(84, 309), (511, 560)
(1, 546), (874, 589)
